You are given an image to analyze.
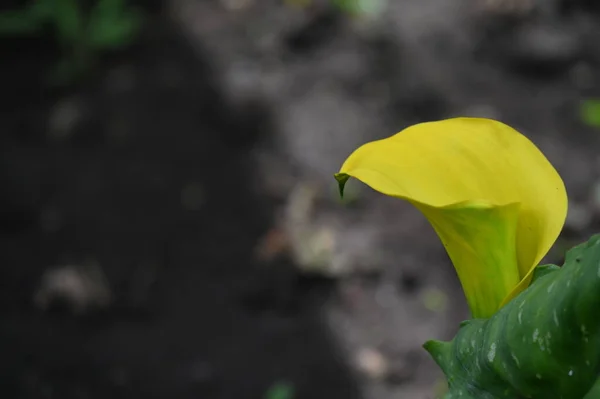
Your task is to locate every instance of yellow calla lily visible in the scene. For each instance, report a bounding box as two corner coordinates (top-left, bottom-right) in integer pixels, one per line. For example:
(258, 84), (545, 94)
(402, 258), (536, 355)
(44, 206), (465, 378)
(335, 117), (567, 318)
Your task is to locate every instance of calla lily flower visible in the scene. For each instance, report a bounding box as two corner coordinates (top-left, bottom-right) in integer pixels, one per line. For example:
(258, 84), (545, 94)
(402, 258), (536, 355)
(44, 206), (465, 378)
(335, 117), (567, 318)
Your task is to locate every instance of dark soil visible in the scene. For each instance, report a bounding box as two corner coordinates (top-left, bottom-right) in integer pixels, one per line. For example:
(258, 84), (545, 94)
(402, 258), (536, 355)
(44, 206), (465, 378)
(0, 9), (359, 399)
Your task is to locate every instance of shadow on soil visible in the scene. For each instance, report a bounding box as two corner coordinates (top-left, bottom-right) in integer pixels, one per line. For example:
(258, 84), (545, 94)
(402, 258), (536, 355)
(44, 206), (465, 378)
(0, 8), (360, 399)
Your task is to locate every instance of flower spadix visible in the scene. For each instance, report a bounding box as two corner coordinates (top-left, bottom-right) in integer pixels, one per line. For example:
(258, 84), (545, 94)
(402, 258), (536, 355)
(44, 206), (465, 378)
(335, 118), (567, 318)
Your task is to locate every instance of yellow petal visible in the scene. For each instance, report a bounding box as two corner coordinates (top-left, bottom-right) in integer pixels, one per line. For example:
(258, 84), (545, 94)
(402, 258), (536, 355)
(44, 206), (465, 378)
(417, 201), (520, 318)
(335, 117), (567, 317)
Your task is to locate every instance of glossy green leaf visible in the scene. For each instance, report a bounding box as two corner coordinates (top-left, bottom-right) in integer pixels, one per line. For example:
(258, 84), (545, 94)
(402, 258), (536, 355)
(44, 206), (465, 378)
(583, 378), (600, 399)
(425, 234), (600, 399)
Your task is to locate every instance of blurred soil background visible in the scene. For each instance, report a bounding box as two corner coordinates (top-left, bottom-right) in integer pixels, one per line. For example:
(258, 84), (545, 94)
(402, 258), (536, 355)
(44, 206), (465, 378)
(2, 0), (600, 398)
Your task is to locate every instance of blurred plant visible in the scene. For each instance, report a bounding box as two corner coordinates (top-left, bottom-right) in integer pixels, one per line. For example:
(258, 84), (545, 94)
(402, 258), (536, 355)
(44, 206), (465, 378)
(284, 0), (386, 17)
(263, 381), (295, 399)
(335, 118), (600, 398)
(0, 0), (142, 85)
(330, 0), (386, 17)
(580, 99), (600, 128)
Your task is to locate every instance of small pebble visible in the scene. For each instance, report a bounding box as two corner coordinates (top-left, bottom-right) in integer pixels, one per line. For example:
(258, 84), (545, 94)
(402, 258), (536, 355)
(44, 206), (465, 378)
(48, 98), (83, 140)
(355, 347), (388, 380)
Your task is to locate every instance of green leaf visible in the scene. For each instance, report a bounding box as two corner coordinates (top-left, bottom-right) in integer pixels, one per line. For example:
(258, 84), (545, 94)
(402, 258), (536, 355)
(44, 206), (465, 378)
(331, 0), (386, 16)
(530, 263), (560, 282)
(52, 0), (83, 43)
(28, 0), (55, 21)
(425, 234), (600, 399)
(583, 378), (600, 399)
(580, 99), (600, 128)
(264, 382), (294, 399)
(88, 0), (142, 49)
(0, 10), (40, 34)
(0, 0), (53, 35)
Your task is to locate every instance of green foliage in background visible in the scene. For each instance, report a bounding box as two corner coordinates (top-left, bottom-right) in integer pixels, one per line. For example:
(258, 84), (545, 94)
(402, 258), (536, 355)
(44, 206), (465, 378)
(425, 235), (600, 399)
(0, 0), (142, 84)
(263, 381), (295, 399)
(284, 0), (386, 17)
(330, 0), (386, 16)
(581, 99), (600, 128)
